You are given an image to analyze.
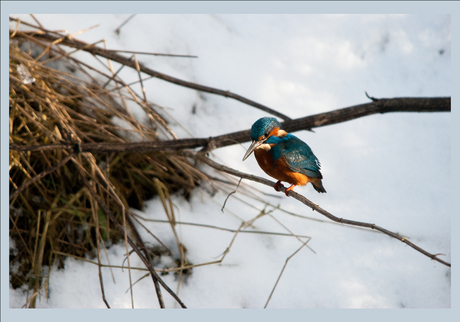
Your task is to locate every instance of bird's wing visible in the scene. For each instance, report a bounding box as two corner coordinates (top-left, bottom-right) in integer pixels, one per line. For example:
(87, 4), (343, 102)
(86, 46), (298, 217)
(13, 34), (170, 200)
(280, 135), (323, 179)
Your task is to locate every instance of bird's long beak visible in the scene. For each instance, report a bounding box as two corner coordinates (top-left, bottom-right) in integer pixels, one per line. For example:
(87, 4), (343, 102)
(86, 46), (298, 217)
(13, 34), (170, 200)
(242, 140), (262, 161)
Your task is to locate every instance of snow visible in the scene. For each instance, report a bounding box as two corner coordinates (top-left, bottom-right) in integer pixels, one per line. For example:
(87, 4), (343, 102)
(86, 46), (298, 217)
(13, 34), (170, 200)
(3, 3), (453, 317)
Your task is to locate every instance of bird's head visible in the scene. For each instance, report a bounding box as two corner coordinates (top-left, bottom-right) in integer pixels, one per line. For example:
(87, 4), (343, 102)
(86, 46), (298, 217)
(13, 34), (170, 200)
(242, 117), (283, 161)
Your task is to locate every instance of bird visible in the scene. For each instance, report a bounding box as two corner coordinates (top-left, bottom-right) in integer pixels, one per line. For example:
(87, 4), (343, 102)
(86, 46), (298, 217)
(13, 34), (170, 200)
(242, 117), (326, 196)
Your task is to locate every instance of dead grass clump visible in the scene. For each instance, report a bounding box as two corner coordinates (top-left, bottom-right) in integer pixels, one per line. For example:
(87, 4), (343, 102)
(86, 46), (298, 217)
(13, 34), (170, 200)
(9, 20), (206, 307)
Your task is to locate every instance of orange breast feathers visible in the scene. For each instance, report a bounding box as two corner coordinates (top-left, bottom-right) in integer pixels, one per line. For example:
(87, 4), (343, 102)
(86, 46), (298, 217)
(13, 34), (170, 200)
(254, 148), (310, 186)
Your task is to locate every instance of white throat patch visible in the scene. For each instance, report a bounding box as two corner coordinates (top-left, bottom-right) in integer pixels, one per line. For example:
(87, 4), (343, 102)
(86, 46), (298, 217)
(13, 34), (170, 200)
(256, 143), (272, 151)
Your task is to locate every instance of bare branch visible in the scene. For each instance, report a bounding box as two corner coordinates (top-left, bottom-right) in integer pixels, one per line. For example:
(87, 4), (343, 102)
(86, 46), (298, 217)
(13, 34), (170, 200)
(281, 96), (450, 133)
(10, 28), (291, 121)
(9, 96), (450, 154)
(187, 152), (451, 268)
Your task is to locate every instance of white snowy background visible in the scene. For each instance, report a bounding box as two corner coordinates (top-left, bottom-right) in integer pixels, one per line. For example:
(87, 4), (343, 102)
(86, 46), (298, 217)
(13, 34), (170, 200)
(7, 13), (450, 309)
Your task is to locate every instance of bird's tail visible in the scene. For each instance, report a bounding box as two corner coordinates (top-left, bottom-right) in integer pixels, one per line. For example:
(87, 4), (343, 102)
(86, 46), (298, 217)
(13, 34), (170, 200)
(311, 179), (326, 193)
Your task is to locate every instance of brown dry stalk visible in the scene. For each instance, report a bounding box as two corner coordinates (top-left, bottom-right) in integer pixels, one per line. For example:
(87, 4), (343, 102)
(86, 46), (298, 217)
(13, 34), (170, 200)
(9, 28), (201, 308)
(92, 197), (111, 308)
(71, 158), (184, 308)
(9, 153), (74, 202)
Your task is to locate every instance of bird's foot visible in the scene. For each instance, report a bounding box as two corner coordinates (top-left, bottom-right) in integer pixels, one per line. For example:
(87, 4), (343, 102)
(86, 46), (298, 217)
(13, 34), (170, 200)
(274, 181), (285, 192)
(274, 181), (296, 196)
(284, 184), (296, 197)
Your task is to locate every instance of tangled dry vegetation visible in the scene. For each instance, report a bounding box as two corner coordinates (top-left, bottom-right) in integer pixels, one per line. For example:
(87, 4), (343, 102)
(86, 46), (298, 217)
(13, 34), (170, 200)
(9, 18), (211, 308)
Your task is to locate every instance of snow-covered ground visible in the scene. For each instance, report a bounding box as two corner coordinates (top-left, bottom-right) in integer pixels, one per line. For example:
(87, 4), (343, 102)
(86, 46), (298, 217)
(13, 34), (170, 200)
(5, 8), (452, 314)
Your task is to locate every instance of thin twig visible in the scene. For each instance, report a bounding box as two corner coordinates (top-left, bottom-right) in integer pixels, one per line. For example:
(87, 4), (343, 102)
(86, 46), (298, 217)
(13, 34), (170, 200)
(268, 213), (315, 254)
(221, 178), (242, 212)
(264, 239), (311, 308)
(114, 14), (136, 35)
(105, 49), (198, 58)
(92, 200), (111, 308)
(120, 204), (135, 308)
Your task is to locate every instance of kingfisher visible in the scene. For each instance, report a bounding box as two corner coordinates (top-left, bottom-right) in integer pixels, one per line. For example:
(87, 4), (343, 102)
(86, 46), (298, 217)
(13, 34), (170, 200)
(242, 117), (326, 196)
